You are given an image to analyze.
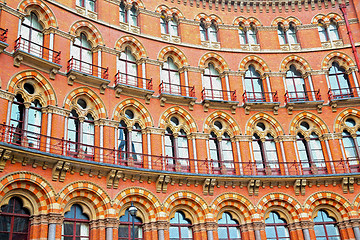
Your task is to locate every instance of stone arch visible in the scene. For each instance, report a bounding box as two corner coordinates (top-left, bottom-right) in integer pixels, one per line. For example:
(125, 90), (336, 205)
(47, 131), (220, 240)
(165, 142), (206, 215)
(312, 13), (343, 24)
(233, 17), (262, 27)
(58, 181), (111, 219)
(304, 192), (353, 221)
(163, 191), (209, 223)
(63, 87), (107, 119)
(115, 35), (147, 60)
(211, 193), (255, 223)
(155, 5), (184, 18)
(334, 108), (360, 133)
(257, 193), (303, 223)
(280, 55), (311, 74)
(113, 187), (161, 222)
(204, 111), (241, 135)
(194, 13), (222, 25)
(322, 51), (356, 71)
(271, 16), (302, 27)
(69, 20), (104, 46)
(7, 70), (57, 106)
(352, 192), (360, 213)
(112, 98), (152, 127)
(239, 55), (270, 74)
(126, 0), (145, 8)
(245, 112), (284, 136)
(158, 46), (189, 67)
(289, 111), (329, 135)
(18, 0), (57, 28)
(199, 52), (229, 72)
(159, 106), (197, 132)
(0, 172), (55, 215)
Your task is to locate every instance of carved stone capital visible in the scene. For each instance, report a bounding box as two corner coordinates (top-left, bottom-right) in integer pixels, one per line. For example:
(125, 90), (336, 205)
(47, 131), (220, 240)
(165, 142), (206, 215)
(156, 221), (170, 230)
(105, 218), (119, 228)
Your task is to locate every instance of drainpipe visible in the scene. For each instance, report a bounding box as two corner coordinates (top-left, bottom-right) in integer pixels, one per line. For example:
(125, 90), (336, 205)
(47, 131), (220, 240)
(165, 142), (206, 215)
(340, 4), (360, 73)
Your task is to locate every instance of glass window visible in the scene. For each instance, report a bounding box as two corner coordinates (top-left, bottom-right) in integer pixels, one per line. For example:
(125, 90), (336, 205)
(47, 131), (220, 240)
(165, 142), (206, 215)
(314, 210), (341, 240)
(129, 5), (137, 26)
(265, 134), (279, 169)
(318, 22), (328, 42)
(118, 47), (138, 86)
(77, 0), (96, 11)
(244, 65), (264, 102)
(118, 208), (143, 240)
(239, 25), (247, 44)
(178, 129), (189, 169)
(277, 24), (287, 45)
(165, 128), (175, 166)
(296, 133), (311, 169)
(252, 133), (265, 169)
(82, 114), (94, 157)
(218, 212), (241, 240)
(209, 132), (220, 168)
(208, 23), (217, 42)
(62, 204), (89, 240)
(0, 197), (30, 240)
(248, 25), (257, 44)
(27, 100), (42, 149)
(200, 21), (207, 41)
(222, 133), (234, 170)
(342, 130), (359, 166)
(20, 12), (44, 58)
(285, 65), (307, 101)
(328, 62), (352, 99)
(161, 57), (180, 95)
(10, 95), (25, 145)
(119, 1), (126, 23)
(203, 63), (222, 100)
(252, 133), (279, 171)
(67, 110), (80, 153)
(309, 133), (326, 168)
(118, 120), (129, 161)
(169, 211), (193, 240)
(287, 24), (298, 44)
(72, 33), (92, 74)
(132, 123), (143, 161)
(265, 212), (290, 240)
(169, 16), (178, 36)
(160, 14), (167, 34)
(328, 22), (339, 41)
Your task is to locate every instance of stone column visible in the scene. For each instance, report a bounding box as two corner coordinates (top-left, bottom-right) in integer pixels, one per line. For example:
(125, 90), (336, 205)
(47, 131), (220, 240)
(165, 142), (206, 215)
(90, 219), (106, 240)
(157, 221), (169, 240)
(253, 222), (265, 240)
(205, 222), (217, 240)
(48, 213), (63, 240)
(105, 218), (118, 240)
(301, 221), (313, 240)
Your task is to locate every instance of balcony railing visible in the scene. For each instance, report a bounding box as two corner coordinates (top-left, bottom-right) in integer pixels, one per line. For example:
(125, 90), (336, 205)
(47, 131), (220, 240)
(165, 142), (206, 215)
(328, 87), (360, 101)
(67, 57), (108, 79)
(284, 90), (321, 104)
(0, 123), (359, 176)
(115, 71), (153, 90)
(159, 81), (195, 97)
(201, 88), (237, 101)
(0, 28), (8, 42)
(15, 36), (61, 64)
(243, 91), (278, 103)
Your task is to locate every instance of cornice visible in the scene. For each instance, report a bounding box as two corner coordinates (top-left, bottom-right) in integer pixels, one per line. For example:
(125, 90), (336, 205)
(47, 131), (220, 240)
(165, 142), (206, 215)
(0, 90), (15, 101)
(0, 2), (25, 18)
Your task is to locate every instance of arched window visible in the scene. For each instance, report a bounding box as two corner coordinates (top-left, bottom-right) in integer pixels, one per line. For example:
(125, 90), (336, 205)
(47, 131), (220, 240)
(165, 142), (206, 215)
(296, 133), (311, 169)
(27, 100), (42, 148)
(209, 131), (220, 169)
(72, 33), (92, 74)
(161, 57), (180, 95)
(287, 23), (298, 44)
(129, 5), (138, 26)
(165, 127), (175, 158)
(248, 24), (258, 44)
(67, 110), (80, 153)
(238, 24), (247, 45)
(244, 65), (264, 102)
(328, 21), (339, 41)
(200, 20), (207, 41)
(82, 113), (95, 157)
(318, 21), (328, 42)
(328, 62), (352, 99)
(203, 63), (222, 100)
(218, 212), (241, 240)
(169, 211), (193, 240)
(10, 95), (25, 145)
(277, 24), (287, 45)
(118, 208), (143, 240)
(318, 20), (339, 42)
(178, 129), (189, 168)
(20, 12), (43, 57)
(118, 47), (138, 86)
(208, 21), (218, 42)
(252, 132), (279, 174)
(222, 133), (234, 170)
(77, 0), (96, 11)
(160, 14), (178, 36)
(0, 197), (30, 240)
(119, 1), (126, 23)
(62, 204), (90, 240)
(309, 132), (326, 168)
(314, 210), (341, 240)
(265, 212), (290, 240)
(132, 123), (143, 160)
(285, 65), (307, 102)
(118, 120), (129, 161)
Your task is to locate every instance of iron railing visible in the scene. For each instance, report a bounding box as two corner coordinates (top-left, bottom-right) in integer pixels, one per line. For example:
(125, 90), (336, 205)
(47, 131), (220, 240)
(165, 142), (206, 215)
(243, 91), (278, 103)
(328, 87), (360, 101)
(15, 36), (61, 64)
(201, 88), (237, 101)
(0, 123), (358, 176)
(159, 81), (195, 97)
(0, 28), (8, 42)
(115, 71), (153, 90)
(284, 90), (321, 103)
(67, 57), (108, 79)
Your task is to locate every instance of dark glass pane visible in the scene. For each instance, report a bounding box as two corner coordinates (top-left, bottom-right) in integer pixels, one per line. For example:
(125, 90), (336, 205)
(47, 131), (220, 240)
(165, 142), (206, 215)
(76, 222), (81, 235)
(1, 200), (14, 213)
(0, 216), (11, 231)
(63, 237), (73, 240)
(11, 233), (28, 240)
(118, 225), (129, 237)
(63, 222), (74, 235)
(0, 233), (9, 239)
(13, 217), (29, 233)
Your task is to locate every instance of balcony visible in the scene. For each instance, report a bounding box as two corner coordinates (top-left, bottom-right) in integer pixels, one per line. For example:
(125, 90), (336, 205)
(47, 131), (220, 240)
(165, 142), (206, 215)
(242, 91), (280, 115)
(114, 71), (154, 104)
(13, 37), (61, 79)
(67, 57), (110, 94)
(158, 81), (196, 109)
(328, 87), (360, 111)
(0, 28), (8, 53)
(201, 88), (239, 113)
(284, 90), (324, 114)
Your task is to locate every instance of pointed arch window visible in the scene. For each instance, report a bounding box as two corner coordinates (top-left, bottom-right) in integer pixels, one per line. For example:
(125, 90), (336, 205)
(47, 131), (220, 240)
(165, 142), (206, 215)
(72, 33), (93, 74)
(244, 65), (264, 102)
(67, 110), (80, 153)
(27, 100), (42, 148)
(118, 120), (129, 161)
(203, 63), (223, 100)
(169, 211), (193, 240)
(285, 65), (307, 102)
(118, 47), (138, 86)
(178, 129), (189, 166)
(278, 23), (297, 45)
(161, 57), (180, 95)
(132, 123), (143, 161)
(77, 0), (96, 11)
(119, 1), (126, 23)
(318, 20), (339, 42)
(82, 114), (95, 157)
(328, 62), (352, 99)
(222, 133), (234, 170)
(208, 21), (218, 42)
(238, 24), (247, 45)
(218, 212), (241, 240)
(0, 197), (30, 240)
(342, 129), (360, 170)
(277, 24), (287, 45)
(10, 95), (25, 145)
(248, 24), (258, 44)
(313, 210), (341, 240)
(252, 133), (279, 174)
(62, 204), (90, 240)
(161, 14), (178, 36)
(265, 212), (290, 240)
(129, 5), (138, 26)
(165, 127), (175, 159)
(200, 20), (207, 41)
(20, 12), (43, 58)
(118, 208), (143, 240)
(209, 131), (220, 169)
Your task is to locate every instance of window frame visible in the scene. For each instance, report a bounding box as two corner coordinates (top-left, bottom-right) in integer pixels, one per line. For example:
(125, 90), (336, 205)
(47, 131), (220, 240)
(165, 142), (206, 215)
(217, 212), (242, 240)
(265, 211), (290, 240)
(62, 204), (90, 240)
(118, 208), (143, 240)
(313, 210), (341, 240)
(169, 211), (193, 240)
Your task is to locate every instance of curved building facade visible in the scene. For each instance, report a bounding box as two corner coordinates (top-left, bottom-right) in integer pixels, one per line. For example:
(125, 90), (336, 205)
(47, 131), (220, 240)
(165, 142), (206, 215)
(0, 0), (360, 239)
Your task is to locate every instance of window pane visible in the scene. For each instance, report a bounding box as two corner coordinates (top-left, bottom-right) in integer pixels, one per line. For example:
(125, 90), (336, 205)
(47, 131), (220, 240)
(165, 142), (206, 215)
(0, 216), (11, 231)
(64, 222), (74, 235)
(169, 227), (179, 238)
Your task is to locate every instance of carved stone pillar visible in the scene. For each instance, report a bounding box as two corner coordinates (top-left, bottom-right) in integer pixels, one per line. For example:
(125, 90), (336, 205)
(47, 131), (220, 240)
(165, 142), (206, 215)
(157, 220), (169, 240)
(205, 222), (217, 240)
(253, 222), (265, 240)
(48, 213), (63, 240)
(300, 221), (314, 240)
(105, 218), (119, 240)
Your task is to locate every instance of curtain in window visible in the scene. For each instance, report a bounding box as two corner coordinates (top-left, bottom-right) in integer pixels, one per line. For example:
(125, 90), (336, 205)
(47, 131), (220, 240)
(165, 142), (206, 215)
(20, 13), (43, 58)
(285, 65), (307, 101)
(203, 64), (222, 100)
(118, 48), (137, 86)
(244, 65), (264, 101)
(161, 58), (180, 94)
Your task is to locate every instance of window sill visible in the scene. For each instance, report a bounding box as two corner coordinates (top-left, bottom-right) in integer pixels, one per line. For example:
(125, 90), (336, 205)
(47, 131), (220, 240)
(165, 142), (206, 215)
(161, 34), (181, 43)
(119, 22), (140, 34)
(159, 92), (196, 110)
(280, 43), (301, 51)
(240, 44), (260, 51)
(201, 41), (220, 49)
(285, 100), (324, 114)
(321, 39), (343, 49)
(114, 82), (154, 104)
(75, 6), (97, 20)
